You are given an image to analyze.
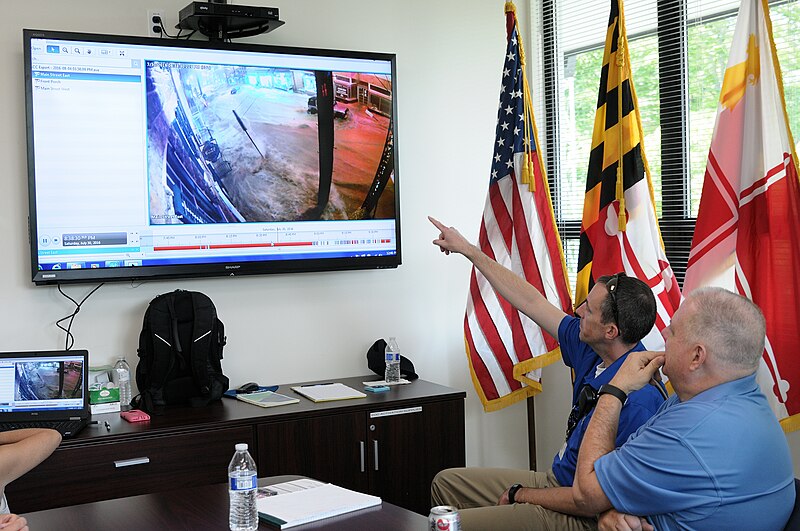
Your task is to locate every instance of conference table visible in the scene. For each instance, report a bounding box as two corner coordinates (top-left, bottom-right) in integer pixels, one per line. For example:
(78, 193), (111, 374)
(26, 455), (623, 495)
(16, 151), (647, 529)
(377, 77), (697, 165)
(23, 476), (429, 530)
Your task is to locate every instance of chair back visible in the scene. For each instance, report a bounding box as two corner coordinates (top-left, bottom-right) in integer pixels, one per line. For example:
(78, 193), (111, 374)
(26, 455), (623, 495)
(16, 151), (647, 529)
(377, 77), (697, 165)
(784, 478), (800, 531)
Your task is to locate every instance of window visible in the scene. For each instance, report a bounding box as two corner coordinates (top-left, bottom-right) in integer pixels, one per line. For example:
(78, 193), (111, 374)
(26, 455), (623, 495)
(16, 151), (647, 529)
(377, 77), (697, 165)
(540, 0), (800, 288)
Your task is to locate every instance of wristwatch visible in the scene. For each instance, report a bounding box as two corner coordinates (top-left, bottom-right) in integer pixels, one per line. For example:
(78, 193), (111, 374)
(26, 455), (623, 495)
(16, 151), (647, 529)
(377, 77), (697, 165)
(508, 483), (524, 504)
(598, 383), (627, 404)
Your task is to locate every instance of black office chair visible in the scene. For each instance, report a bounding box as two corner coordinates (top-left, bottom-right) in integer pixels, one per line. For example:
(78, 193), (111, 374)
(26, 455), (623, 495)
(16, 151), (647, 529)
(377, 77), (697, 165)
(784, 478), (800, 531)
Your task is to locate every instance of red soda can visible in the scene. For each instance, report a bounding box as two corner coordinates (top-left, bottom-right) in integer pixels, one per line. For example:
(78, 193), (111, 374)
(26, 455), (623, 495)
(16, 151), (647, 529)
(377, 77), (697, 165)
(429, 505), (461, 531)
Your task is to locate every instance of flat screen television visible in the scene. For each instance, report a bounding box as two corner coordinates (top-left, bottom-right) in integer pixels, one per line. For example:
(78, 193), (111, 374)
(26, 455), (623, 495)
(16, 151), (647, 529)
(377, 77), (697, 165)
(24, 29), (400, 285)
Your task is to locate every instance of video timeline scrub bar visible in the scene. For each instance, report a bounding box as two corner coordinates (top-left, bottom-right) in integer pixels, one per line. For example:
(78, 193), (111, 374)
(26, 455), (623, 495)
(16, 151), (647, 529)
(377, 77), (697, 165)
(152, 239), (392, 251)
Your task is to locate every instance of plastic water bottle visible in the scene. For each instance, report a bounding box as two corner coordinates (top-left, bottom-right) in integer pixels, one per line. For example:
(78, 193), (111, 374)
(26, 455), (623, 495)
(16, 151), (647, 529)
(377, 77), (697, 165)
(113, 357), (132, 412)
(385, 337), (401, 384)
(228, 443), (258, 531)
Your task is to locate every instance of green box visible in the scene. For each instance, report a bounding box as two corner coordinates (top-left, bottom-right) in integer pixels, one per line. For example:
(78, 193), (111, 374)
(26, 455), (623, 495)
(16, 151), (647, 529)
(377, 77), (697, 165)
(89, 385), (120, 405)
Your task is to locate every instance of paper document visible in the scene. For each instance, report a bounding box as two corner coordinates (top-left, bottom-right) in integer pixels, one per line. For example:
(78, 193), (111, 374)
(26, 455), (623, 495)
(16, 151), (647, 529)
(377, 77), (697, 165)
(290, 383), (366, 402)
(257, 478), (326, 497)
(257, 480), (381, 529)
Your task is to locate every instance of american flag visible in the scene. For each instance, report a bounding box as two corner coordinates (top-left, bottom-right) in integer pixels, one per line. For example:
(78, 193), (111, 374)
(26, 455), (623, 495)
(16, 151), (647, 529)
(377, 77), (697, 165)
(684, 0), (800, 431)
(464, 2), (572, 412)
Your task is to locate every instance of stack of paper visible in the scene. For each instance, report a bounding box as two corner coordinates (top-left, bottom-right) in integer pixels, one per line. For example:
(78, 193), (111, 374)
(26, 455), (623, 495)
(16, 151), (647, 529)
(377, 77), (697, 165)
(362, 378), (412, 386)
(257, 479), (381, 529)
(290, 383), (366, 403)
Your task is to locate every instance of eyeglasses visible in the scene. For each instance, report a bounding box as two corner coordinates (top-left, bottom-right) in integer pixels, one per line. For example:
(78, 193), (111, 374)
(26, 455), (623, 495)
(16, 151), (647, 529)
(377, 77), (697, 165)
(605, 273), (624, 331)
(565, 384), (599, 440)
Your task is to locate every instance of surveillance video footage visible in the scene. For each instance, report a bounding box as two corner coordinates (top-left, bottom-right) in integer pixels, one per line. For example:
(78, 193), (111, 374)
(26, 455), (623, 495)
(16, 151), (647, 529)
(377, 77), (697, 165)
(145, 61), (395, 224)
(15, 361), (84, 400)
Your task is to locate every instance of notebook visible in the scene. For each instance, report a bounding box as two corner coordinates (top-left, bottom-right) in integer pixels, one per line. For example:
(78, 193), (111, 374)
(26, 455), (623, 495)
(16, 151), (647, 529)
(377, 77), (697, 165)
(0, 350), (91, 438)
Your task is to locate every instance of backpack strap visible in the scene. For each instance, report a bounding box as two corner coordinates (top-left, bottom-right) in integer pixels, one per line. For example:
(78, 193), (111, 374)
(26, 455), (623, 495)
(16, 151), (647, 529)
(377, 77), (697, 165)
(166, 292), (187, 372)
(189, 291), (215, 399)
(145, 294), (179, 409)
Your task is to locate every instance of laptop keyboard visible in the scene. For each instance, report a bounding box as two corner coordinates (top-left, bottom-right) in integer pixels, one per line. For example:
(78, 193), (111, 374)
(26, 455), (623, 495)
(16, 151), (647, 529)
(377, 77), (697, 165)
(0, 420), (84, 437)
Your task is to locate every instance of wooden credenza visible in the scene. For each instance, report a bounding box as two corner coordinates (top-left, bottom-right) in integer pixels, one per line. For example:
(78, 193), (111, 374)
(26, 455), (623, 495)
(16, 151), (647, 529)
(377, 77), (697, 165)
(6, 377), (465, 516)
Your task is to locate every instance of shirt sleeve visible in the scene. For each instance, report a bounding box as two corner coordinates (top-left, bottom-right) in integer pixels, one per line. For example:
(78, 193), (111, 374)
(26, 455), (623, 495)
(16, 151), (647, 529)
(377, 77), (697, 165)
(594, 421), (711, 516)
(558, 315), (580, 369)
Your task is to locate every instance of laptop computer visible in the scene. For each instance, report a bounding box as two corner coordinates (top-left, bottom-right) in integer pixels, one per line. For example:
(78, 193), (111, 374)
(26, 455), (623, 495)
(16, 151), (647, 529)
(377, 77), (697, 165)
(0, 350), (91, 438)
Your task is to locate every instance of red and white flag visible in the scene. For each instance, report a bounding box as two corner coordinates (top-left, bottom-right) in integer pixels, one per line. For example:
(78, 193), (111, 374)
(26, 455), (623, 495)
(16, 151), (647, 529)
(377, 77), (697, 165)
(464, 2), (572, 412)
(684, 0), (800, 430)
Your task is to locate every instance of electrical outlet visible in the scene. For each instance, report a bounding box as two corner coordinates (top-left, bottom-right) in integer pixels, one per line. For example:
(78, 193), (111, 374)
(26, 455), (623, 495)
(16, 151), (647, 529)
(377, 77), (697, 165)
(147, 9), (165, 38)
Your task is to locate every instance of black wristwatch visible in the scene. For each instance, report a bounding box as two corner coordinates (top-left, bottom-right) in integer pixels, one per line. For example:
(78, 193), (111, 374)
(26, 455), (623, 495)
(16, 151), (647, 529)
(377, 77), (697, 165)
(508, 483), (524, 504)
(598, 383), (628, 404)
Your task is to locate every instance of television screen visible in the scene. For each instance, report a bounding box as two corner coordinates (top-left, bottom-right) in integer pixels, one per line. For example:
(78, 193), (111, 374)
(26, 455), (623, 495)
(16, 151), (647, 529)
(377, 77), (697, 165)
(24, 29), (400, 285)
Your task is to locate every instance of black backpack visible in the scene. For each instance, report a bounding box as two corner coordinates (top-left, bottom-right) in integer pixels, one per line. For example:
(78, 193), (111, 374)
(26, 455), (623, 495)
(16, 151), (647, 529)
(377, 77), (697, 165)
(134, 290), (229, 412)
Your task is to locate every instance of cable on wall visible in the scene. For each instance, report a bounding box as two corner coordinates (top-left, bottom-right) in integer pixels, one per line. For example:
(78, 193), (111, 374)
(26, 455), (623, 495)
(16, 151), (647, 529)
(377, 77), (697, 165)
(55, 283), (105, 350)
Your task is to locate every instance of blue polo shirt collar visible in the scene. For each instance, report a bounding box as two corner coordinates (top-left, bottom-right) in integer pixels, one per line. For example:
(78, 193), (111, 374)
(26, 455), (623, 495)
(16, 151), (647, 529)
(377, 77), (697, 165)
(583, 347), (643, 389)
(679, 373), (759, 403)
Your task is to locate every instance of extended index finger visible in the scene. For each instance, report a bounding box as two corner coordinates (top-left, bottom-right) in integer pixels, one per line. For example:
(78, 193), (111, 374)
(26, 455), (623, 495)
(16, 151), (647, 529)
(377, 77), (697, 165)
(428, 216), (445, 231)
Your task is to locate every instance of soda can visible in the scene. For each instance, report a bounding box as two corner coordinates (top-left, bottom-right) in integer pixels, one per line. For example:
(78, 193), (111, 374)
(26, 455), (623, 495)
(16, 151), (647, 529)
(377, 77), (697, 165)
(429, 505), (461, 531)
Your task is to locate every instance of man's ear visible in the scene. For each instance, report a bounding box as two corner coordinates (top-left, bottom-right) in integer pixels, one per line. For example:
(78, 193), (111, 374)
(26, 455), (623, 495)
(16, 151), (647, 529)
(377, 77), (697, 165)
(604, 323), (621, 341)
(688, 344), (706, 371)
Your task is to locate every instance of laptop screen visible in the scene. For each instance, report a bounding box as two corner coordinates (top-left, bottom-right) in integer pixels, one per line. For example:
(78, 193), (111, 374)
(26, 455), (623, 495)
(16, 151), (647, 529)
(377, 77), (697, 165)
(0, 351), (88, 416)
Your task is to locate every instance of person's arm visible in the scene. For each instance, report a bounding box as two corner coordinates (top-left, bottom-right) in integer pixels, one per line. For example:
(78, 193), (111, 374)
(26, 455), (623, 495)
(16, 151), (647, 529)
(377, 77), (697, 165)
(429, 216), (566, 337)
(573, 351), (665, 514)
(497, 485), (596, 517)
(0, 428), (61, 489)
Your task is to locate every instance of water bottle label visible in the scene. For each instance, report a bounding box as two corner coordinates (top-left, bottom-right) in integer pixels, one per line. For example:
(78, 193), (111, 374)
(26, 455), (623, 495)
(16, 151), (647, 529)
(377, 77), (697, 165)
(385, 353), (400, 362)
(230, 474), (256, 490)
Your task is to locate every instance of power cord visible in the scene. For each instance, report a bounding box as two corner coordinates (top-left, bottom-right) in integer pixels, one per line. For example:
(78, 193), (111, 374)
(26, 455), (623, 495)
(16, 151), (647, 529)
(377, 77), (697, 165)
(56, 283), (105, 350)
(152, 16), (196, 40)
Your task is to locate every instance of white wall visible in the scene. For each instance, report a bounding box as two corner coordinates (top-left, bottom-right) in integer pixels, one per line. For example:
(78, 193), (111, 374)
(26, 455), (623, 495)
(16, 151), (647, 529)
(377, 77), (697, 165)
(0, 0), (533, 471)
(3, 0), (796, 481)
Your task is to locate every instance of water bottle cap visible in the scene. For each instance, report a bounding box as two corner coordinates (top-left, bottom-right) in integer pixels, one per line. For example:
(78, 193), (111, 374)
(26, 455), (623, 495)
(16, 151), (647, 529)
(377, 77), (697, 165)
(235, 443), (248, 451)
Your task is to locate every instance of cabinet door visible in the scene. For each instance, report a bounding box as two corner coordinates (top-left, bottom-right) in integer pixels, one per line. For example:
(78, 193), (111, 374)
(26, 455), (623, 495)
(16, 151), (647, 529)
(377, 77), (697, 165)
(257, 411), (369, 493)
(368, 399), (465, 515)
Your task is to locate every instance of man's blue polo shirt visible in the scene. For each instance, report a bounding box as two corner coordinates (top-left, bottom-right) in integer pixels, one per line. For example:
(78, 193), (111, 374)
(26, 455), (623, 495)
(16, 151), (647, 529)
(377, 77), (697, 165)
(551, 316), (665, 487)
(595, 374), (795, 530)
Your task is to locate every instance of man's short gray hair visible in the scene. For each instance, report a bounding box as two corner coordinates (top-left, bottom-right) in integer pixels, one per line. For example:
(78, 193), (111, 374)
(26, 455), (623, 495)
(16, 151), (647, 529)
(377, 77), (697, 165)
(685, 287), (766, 371)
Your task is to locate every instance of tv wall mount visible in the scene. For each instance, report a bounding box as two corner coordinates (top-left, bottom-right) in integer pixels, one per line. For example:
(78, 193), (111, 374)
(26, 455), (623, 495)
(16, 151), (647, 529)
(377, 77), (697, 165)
(177, 1), (285, 41)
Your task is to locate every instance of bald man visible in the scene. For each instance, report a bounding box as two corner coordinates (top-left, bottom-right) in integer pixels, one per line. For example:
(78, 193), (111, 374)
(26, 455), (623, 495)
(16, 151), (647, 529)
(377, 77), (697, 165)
(574, 287), (795, 531)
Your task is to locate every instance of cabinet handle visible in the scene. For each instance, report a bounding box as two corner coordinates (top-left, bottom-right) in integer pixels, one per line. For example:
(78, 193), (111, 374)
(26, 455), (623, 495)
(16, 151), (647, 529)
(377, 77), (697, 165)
(360, 441), (365, 472)
(114, 457), (150, 468)
(373, 440), (379, 471)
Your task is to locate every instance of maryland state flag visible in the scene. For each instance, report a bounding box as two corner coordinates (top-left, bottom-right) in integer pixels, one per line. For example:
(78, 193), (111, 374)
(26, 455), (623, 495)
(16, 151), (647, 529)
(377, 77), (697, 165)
(576, 0), (681, 349)
(683, 0), (800, 431)
(463, 2), (572, 412)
